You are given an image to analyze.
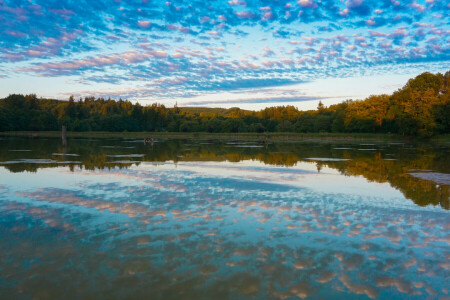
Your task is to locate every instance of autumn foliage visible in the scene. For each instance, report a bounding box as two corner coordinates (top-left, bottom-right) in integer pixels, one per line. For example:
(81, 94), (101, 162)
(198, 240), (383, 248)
(1, 71), (449, 136)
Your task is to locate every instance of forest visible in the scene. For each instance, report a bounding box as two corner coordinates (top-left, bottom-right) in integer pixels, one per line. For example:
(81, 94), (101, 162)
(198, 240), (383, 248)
(0, 71), (449, 137)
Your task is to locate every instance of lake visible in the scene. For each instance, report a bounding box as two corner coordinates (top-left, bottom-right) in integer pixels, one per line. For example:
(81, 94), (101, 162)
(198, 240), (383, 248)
(0, 137), (449, 299)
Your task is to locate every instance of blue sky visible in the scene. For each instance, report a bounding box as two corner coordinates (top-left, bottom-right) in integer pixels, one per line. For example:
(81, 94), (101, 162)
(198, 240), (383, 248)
(0, 0), (449, 109)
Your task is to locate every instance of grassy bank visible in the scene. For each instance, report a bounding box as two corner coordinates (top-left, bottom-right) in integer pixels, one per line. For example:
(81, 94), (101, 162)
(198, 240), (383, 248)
(0, 131), (424, 142)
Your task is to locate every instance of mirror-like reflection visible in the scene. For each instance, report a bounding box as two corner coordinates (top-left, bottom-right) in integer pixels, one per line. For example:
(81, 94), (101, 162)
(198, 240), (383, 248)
(1, 137), (448, 208)
(0, 137), (449, 299)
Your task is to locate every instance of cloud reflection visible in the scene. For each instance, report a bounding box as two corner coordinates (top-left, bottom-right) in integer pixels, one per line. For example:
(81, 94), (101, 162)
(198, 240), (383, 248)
(0, 152), (448, 299)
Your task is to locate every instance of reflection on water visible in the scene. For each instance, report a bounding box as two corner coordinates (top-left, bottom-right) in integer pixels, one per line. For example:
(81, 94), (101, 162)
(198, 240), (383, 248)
(0, 137), (449, 299)
(1, 137), (448, 209)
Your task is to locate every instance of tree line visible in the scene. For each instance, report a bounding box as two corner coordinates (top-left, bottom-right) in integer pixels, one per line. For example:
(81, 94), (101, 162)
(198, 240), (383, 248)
(0, 71), (449, 136)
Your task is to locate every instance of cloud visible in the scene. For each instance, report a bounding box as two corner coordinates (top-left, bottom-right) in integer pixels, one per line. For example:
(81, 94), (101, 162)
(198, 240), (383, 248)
(235, 11), (255, 19)
(17, 50), (168, 76)
(137, 20), (151, 28)
(184, 95), (326, 106)
(0, 0), (448, 103)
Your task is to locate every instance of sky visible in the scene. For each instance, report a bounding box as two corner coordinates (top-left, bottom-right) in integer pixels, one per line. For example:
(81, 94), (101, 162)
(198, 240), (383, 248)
(0, 0), (449, 110)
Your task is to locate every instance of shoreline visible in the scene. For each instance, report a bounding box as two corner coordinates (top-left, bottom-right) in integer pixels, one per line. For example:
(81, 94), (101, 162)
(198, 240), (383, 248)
(1, 131), (448, 142)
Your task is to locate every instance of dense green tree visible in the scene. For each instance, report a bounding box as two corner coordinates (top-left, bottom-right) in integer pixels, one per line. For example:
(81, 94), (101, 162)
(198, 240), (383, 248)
(0, 72), (448, 136)
(295, 113), (314, 133)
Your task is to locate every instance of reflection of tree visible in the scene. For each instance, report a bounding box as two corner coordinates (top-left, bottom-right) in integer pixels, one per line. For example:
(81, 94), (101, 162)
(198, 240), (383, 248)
(0, 138), (448, 209)
(328, 151), (449, 209)
(316, 163), (323, 173)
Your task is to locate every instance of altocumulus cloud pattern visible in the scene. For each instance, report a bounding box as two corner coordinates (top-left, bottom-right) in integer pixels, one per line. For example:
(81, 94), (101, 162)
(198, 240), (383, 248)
(0, 0), (449, 104)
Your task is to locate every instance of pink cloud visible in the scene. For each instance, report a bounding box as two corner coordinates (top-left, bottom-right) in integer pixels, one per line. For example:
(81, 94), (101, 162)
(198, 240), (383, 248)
(153, 76), (189, 86)
(137, 20), (151, 28)
(2, 30), (82, 62)
(0, 5), (26, 15)
(263, 12), (273, 19)
(261, 60), (274, 67)
(345, 0), (363, 8)
(26, 50), (44, 57)
(281, 58), (294, 65)
(243, 62), (260, 69)
(410, 1), (425, 12)
(370, 31), (386, 37)
(370, 28), (408, 39)
(148, 50), (168, 58)
(167, 24), (190, 34)
(178, 26), (190, 34)
(6, 30), (26, 38)
(302, 37), (317, 45)
(339, 8), (349, 16)
(297, 0), (317, 8)
(3, 53), (25, 61)
(334, 35), (349, 42)
(389, 28), (408, 38)
(107, 35), (120, 41)
(200, 16), (211, 23)
(207, 31), (221, 36)
(228, 0), (246, 6)
(120, 51), (148, 63)
(429, 28), (450, 36)
(235, 11), (255, 19)
(17, 50), (169, 75)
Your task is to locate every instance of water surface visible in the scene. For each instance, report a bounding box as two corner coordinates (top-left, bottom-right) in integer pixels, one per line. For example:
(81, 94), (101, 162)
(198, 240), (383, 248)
(0, 137), (449, 299)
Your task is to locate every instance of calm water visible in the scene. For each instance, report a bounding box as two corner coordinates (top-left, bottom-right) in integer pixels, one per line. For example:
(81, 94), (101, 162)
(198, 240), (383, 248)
(0, 137), (449, 299)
